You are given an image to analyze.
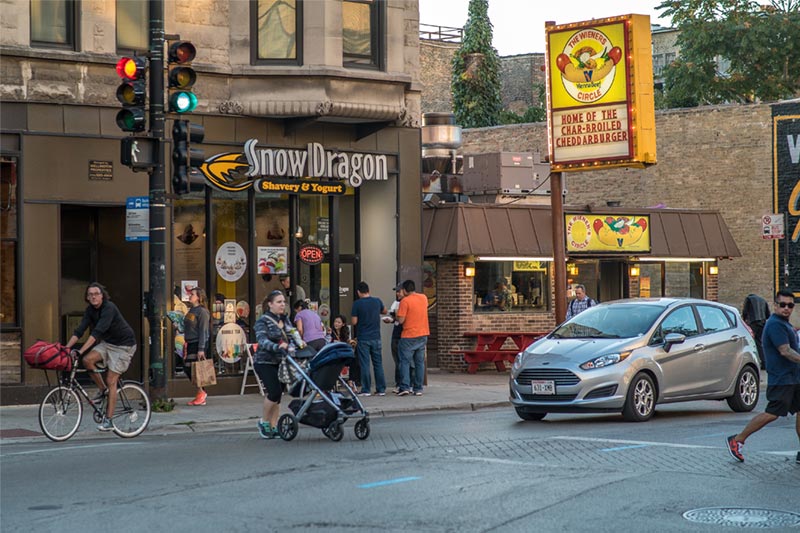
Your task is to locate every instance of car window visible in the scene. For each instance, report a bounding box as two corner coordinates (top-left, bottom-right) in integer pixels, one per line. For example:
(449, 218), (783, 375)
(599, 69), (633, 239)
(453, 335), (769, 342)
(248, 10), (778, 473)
(651, 306), (699, 344)
(552, 304), (663, 339)
(697, 305), (733, 333)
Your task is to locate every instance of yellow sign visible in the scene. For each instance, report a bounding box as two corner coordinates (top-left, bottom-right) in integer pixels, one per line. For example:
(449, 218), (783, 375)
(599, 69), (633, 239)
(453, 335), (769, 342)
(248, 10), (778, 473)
(513, 261), (547, 271)
(565, 214), (650, 252)
(546, 15), (656, 171)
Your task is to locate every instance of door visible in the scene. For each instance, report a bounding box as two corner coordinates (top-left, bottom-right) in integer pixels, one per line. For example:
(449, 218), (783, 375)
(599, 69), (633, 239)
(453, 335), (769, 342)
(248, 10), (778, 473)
(599, 260), (623, 303)
(694, 304), (742, 393)
(61, 205), (143, 381)
(650, 305), (703, 398)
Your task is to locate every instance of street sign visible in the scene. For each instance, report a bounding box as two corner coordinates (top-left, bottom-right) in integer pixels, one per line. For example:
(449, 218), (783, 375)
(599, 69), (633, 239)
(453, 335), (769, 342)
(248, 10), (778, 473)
(761, 213), (785, 240)
(126, 196), (149, 241)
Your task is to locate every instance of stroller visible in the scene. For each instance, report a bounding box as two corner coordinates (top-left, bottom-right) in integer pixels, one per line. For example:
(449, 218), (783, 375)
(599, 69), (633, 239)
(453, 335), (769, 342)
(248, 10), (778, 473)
(277, 342), (370, 442)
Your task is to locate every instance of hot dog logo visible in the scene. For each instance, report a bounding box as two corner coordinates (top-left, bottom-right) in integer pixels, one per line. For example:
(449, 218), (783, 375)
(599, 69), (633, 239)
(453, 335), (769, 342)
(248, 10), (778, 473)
(555, 28), (622, 104)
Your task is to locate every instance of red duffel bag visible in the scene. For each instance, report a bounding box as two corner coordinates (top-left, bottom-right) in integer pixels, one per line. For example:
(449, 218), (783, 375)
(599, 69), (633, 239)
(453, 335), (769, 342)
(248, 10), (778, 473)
(23, 341), (73, 371)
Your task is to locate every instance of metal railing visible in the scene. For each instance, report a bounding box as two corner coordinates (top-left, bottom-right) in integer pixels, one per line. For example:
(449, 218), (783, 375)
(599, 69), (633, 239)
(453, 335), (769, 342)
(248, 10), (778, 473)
(419, 24), (463, 43)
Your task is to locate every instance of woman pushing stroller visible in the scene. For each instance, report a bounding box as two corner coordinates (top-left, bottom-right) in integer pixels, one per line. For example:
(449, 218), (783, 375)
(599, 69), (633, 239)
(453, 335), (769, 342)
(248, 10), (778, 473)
(253, 289), (299, 439)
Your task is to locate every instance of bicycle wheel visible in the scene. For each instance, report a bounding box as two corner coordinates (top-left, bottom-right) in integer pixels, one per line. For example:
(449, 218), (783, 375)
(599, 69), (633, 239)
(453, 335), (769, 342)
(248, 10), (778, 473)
(111, 383), (151, 438)
(39, 386), (83, 442)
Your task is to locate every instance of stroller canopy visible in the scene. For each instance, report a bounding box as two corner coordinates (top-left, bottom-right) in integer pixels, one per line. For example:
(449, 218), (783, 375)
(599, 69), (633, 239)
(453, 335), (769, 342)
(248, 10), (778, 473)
(309, 342), (354, 372)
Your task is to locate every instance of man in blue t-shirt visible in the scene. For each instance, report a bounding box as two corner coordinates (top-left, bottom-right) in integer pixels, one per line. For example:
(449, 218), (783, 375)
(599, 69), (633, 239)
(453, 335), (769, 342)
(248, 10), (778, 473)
(351, 281), (388, 396)
(727, 289), (800, 463)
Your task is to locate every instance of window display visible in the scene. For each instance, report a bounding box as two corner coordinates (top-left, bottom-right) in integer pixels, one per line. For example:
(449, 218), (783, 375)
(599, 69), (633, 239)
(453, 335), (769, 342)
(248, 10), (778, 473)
(473, 260), (551, 313)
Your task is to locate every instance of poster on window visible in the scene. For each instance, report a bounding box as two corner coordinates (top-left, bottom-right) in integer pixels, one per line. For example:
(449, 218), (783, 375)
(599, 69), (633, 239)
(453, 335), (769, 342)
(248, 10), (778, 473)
(257, 246), (288, 274)
(173, 210), (205, 285)
(215, 322), (247, 364)
(215, 241), (246, 282)
(181, 280), (198, 302)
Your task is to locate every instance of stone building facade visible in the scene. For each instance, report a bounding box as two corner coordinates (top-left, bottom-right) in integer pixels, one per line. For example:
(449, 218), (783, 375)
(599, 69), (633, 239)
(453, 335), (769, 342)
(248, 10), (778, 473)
(0, 0), (424, 402)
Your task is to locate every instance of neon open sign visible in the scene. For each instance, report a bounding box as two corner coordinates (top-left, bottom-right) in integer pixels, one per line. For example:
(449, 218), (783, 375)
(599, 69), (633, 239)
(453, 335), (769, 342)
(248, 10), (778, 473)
(298, 244), (325, 265)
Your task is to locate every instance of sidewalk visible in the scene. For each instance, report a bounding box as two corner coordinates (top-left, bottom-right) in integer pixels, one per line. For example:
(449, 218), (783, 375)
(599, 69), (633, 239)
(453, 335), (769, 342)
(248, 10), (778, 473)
(0, 369), (510, 443)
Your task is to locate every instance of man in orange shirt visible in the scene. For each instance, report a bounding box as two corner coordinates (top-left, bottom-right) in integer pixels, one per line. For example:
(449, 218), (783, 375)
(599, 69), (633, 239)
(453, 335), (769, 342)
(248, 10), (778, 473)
(396, 279), (430, 396)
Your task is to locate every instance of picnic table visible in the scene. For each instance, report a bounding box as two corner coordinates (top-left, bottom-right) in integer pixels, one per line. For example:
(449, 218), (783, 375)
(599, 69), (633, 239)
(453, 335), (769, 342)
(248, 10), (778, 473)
(461, 331), (548, 374)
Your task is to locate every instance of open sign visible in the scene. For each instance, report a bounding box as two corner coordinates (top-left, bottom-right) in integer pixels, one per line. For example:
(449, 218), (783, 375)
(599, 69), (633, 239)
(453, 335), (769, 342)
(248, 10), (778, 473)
(299, 244), (325, 265)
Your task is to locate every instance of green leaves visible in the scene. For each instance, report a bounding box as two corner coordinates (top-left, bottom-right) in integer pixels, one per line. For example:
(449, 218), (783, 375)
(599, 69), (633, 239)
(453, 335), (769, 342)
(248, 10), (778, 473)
(657, 0), (800, 108)
(451, 0), (502, 128)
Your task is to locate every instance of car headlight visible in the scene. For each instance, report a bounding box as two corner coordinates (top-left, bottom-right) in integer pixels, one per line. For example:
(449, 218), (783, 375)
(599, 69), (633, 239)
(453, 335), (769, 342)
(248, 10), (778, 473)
(580, 351), (631, 370)
(512, 352), (524, 371)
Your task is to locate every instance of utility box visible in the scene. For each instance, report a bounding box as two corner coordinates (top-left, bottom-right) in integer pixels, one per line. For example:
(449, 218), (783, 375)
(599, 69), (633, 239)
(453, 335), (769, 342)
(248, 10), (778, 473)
(462, 152), (544, 195)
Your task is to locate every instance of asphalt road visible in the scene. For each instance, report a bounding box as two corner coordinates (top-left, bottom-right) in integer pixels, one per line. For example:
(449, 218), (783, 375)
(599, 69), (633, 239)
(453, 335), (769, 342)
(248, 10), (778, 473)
(1, 403), (799, 533)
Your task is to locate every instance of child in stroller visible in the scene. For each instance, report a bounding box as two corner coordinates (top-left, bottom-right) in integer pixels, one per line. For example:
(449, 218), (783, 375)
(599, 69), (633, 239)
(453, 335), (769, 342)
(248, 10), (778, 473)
(277, 341), (371, 442)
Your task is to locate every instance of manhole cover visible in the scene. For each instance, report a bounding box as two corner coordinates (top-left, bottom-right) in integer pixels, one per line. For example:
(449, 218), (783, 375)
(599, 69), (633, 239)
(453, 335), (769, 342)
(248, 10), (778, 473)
(683, 508), (800, 529)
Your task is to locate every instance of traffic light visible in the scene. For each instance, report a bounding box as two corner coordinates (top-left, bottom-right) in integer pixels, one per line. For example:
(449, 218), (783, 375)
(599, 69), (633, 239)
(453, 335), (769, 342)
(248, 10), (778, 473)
(167, 41), (198, 114)
(172, 119), (205, 195)
(115, 57), (147, 132)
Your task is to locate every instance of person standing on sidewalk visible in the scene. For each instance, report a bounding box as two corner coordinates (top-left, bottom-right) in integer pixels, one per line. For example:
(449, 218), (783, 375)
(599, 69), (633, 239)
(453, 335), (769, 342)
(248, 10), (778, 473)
(183, 287), (211, 406)
(384, 284), (406, 392)
(351, 281), (387, 396)
(727, 289), (800, 463)
(293, 300), (327, 352)
(396, 279), (430, 396)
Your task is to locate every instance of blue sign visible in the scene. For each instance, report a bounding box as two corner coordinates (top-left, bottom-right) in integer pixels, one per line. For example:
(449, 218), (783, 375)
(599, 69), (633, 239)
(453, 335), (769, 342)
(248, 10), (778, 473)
(125, 196), (150, 241)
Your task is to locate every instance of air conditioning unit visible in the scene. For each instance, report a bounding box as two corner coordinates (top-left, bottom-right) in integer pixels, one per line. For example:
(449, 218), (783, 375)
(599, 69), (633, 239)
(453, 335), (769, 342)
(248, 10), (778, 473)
(462, 152), (537, 195)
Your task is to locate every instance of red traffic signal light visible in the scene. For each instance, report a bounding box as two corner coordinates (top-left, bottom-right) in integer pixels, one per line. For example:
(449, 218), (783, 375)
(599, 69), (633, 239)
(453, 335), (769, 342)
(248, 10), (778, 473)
(168, 41), (196, 64)
(116, 57), (146, 80)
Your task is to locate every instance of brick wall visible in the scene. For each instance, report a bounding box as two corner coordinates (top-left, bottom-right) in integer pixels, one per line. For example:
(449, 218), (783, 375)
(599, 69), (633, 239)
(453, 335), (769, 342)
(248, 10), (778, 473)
(499, 54), (546, 113)
(461, 103), (775, 312)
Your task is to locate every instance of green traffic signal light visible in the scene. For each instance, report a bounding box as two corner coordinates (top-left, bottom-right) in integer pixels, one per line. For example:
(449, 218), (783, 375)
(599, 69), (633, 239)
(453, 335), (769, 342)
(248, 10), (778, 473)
(116, 108), (146, 132)
(169, 91), (198, 113)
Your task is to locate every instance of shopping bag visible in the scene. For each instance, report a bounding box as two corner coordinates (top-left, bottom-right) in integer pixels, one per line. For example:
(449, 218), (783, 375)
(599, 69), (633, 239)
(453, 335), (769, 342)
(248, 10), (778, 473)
(191, 358), (217, 387)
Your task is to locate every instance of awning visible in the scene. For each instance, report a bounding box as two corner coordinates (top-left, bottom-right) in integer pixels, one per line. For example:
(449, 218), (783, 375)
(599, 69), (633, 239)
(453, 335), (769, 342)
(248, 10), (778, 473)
(422, 203), (741, 259)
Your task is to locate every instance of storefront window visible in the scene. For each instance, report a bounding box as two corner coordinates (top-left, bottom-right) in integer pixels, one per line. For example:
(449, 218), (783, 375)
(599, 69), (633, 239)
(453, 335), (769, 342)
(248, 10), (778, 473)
(0, 156), (18, 326)
(664, 262), (705, 299)
(637, 263), (662, 298)
(566, 260), (599, 301)
(255, 194), (290, 316)
(297, 196), (330, 326)
(474, 260), (551, 312)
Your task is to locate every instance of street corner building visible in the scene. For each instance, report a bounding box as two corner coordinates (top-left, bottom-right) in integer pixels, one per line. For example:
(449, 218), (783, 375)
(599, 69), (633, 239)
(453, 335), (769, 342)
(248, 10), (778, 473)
(0, 0), (423, 403)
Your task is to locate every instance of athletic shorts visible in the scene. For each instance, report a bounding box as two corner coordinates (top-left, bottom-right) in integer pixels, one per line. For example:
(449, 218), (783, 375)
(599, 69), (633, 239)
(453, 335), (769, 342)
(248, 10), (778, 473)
(93, 342), (136, 375)
(764, 384), (800, 417)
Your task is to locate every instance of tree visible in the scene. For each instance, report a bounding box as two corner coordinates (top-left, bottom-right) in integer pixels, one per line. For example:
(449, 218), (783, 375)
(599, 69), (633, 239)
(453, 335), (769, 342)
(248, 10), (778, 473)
(451, 0), (502, 128)
(657, 0), (800, 108)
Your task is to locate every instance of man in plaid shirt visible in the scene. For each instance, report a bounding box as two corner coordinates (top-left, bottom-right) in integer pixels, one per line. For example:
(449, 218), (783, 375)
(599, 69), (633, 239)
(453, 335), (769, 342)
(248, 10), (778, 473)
(566, 284), (597, 320)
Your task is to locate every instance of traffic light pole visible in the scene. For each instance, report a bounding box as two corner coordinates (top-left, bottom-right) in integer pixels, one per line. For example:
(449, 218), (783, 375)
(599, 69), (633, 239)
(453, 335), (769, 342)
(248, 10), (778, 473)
(148, 0), (167, 399)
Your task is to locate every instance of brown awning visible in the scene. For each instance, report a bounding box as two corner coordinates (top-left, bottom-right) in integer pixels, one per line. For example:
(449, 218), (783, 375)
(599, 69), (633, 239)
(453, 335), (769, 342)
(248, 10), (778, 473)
(422, 203), (741, 258)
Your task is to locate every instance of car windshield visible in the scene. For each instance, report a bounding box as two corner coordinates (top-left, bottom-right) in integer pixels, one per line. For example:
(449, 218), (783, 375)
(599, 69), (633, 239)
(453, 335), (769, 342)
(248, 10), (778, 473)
(552, 304), (664, 339)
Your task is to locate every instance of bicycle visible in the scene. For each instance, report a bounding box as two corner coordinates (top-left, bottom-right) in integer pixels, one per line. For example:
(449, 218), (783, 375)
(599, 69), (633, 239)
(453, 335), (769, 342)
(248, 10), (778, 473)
(38, 352), (151, 442)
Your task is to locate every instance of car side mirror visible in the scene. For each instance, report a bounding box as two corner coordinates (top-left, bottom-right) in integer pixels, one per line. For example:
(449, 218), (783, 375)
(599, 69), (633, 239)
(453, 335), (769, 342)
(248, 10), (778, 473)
(663, 332), (686, 352)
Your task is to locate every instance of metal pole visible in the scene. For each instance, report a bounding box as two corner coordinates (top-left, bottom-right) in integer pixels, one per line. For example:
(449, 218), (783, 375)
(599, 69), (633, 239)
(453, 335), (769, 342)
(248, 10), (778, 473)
(784, 212), (790, 288)
(551, 172), (567, 323)
(148, 0), (167, 399)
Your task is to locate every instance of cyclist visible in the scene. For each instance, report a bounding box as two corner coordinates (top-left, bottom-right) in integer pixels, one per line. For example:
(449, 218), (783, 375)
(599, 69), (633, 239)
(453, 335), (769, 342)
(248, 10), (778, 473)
(65, 282), (136, 431)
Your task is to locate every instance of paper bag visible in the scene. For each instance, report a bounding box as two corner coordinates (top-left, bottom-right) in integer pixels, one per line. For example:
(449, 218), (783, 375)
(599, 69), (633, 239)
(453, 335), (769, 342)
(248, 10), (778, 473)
(192, 358), (217, 387)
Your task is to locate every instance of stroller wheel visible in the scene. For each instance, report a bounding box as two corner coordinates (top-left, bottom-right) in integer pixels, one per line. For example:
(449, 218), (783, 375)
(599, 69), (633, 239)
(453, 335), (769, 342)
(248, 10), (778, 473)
(323, 421), (343, 442)
(354, 418), (370, 440)
(277, 414), (298, 441)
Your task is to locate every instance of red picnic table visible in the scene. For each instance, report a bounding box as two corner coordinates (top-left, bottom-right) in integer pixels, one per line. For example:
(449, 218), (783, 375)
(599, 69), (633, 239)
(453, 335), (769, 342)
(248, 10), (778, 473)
(461, 331), (548, 374)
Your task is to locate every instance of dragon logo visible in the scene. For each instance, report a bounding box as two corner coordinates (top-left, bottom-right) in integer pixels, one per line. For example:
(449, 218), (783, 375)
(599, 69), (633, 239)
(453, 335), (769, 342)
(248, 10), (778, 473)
(199, 152), (252, 192)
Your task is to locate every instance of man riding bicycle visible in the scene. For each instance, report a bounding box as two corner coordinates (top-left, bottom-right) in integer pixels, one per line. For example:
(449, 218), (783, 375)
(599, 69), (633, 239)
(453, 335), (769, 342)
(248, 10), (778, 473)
(65, 282), (137, 431)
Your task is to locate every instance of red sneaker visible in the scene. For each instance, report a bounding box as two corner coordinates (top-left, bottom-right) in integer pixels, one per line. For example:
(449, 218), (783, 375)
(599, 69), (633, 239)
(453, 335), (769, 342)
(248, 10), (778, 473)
(727, 435), (744, 462)
(187, 390), (207, 406)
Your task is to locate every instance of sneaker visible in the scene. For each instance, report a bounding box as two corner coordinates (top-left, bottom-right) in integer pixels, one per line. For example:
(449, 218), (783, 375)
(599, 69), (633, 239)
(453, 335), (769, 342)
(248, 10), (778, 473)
(413, 391), (423, 396)
(377, 392), (386, 396)
(188, 390), (207, 406)
(397, 390), (411, 396)
(258, 421), (274, 440)
(91, 389), (108, 403)
(727, 435), (744, 462)
(358, 392), (371, 397)
(97, 417), (113, 432)
(392, 388), (401, 394)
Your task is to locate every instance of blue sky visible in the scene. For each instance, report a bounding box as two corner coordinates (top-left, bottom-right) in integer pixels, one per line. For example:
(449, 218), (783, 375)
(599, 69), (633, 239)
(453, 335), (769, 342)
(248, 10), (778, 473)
(418, 0), (673, 56)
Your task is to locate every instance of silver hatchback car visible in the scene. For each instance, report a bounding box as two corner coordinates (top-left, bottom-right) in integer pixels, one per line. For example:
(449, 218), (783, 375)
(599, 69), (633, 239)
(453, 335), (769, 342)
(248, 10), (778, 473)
(510, 298), (761, 422)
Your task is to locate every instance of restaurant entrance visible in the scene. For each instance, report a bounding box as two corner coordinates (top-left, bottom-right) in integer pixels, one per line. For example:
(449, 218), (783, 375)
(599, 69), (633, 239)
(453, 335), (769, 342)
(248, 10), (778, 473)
(567, 259), (626, 304)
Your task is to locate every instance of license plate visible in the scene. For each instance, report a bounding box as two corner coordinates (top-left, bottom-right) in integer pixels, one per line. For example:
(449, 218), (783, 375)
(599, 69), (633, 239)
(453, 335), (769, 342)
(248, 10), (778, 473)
(531, 380), (556, 395)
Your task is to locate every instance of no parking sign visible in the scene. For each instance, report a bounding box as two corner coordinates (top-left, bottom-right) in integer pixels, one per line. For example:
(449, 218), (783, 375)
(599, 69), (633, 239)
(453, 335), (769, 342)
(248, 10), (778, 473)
(761, 214), (785, 240)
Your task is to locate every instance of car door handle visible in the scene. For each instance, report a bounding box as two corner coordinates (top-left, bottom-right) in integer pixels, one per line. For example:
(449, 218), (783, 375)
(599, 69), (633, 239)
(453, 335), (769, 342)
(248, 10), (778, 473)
(693, 344), (705, 351)
(729, 335), (741, 342)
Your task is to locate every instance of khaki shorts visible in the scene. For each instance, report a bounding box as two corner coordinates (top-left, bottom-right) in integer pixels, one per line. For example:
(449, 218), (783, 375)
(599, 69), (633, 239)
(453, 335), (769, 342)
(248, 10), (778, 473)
(92, 342), (136, 375)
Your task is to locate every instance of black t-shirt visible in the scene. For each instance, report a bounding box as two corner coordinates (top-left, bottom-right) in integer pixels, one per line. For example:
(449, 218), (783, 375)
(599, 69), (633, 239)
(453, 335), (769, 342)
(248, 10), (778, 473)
(74, 301), (136, 347)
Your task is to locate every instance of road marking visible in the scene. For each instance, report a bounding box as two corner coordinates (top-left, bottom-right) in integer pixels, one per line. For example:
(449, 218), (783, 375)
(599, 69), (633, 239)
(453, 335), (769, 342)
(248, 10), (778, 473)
(681, 432), (729, 440)
(358, 476), (420, 489)
(0, 441), (137, 457)
(600, 444), (650, 452)
(550, 436), (716, 450)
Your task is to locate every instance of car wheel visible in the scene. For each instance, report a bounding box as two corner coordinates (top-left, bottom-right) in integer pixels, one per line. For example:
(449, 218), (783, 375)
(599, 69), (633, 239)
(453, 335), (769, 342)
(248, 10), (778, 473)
(622, 373), (656, 422)
(515, 408), (546, 421)
(726, 366), (759, 412)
